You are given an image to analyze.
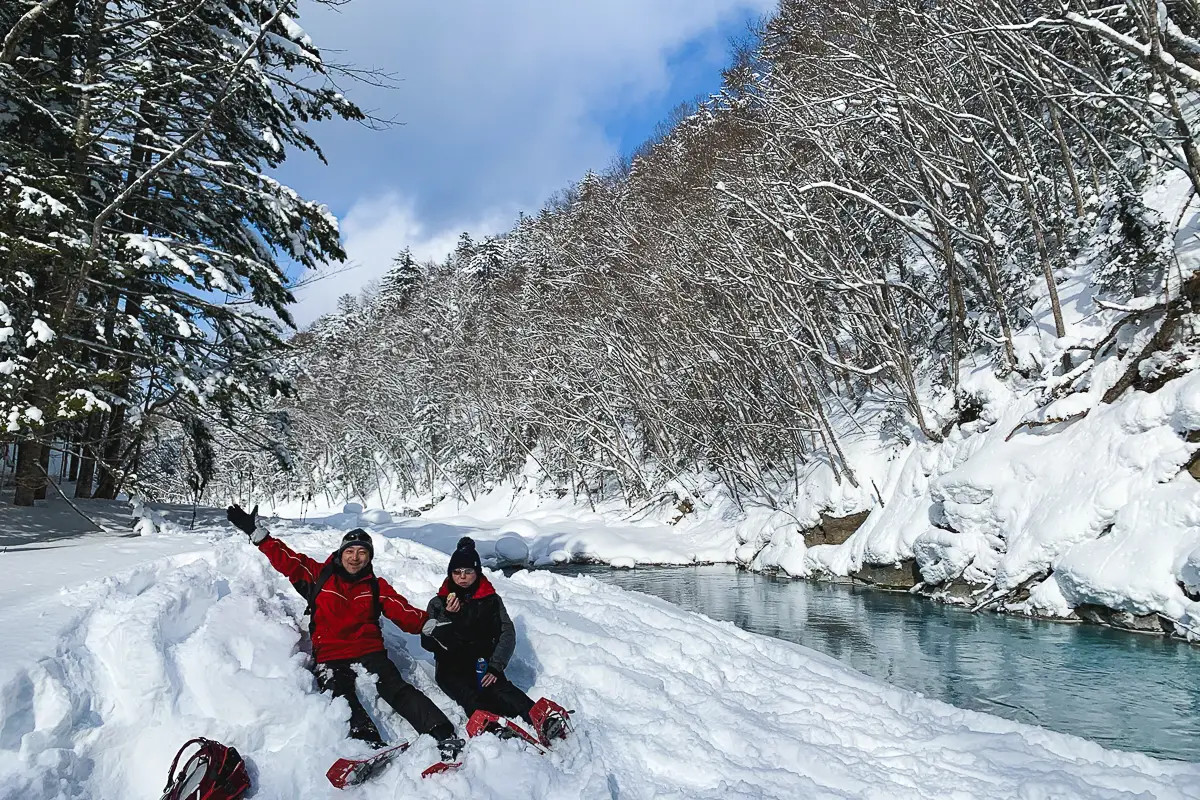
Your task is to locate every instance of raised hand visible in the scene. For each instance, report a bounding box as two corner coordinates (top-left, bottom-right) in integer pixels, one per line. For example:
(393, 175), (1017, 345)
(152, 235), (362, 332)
(226, 503), (258, 536)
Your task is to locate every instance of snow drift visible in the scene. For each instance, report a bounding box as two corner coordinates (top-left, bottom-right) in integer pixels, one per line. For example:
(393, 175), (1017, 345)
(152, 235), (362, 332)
(0, 519), (1197, 799)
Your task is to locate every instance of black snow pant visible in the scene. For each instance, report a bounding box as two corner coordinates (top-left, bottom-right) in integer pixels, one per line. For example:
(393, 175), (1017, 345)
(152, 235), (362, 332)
(436, 665), (535, 724)
(317, 650), (454, 746)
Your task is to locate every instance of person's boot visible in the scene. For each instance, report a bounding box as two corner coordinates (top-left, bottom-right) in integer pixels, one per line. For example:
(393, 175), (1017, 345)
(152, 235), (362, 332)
(437, 735), (465, 761)
(350, 723), (387, 750)
(528, 697), (571, 746)
(538, 712), (567, 743)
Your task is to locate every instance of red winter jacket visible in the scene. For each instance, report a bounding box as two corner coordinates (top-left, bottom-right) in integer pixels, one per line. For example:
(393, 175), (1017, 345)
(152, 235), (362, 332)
(257, 535), (428, 663)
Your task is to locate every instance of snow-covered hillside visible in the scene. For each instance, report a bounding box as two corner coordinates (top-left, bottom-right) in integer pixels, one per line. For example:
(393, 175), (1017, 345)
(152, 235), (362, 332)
(302, 351), (1200, 640)
(751, 177), (1200, 638)
(0, 515), (1197, 799)
(356, 174), (1200, 642)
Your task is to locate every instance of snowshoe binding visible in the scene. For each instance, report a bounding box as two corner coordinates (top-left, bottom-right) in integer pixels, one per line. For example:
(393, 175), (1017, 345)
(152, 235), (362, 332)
(326, 741), (409, 789)
(529, 698), (572, 747)
(437, 736), (465, 761)
(466, 709), (543, 748)
(419, 736), (466, 779)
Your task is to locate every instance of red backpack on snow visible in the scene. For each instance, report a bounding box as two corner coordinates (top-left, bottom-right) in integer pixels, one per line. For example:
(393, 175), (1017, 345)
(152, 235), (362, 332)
(159, 738), (251, 800)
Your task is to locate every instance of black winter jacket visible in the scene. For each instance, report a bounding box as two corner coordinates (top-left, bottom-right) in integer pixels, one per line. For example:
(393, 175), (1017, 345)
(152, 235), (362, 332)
(421, 575), (516, 674)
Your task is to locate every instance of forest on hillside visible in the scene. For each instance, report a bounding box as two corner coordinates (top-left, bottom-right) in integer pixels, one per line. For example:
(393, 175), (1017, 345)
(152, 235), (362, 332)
(6, 1), (1200, 521)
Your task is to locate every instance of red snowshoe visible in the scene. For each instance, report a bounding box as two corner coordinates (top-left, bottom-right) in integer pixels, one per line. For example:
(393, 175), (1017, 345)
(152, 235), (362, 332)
(529, 698), (572, 747)
(466, 709), (543, 748)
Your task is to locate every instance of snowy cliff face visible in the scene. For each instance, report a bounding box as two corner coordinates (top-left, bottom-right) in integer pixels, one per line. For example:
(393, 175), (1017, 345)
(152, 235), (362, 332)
(795, 369), (1200, 636)
(752, 175), (1200, 639)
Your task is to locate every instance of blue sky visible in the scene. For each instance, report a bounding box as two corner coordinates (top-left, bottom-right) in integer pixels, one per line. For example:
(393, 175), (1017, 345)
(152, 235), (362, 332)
(281, 0), (774, 326)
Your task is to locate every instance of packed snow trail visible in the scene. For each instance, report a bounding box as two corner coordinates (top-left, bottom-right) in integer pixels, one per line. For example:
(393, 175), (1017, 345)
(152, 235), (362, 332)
(0, 521), (1197, 799)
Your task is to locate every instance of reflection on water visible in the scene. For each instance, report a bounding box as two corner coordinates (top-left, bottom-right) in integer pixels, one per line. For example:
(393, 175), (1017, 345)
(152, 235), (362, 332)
(552, 564), (1200, 762)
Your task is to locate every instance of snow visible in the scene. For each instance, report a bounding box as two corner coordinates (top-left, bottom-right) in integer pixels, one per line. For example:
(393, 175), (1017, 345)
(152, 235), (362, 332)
(28, 319), (54, 343)
(58, 389), (109, 417)
(800, 362), (1200, 633)
(359, 509), (734, 568)
(264, 31), (319, 66)
(0, 513), (1197, 799)
(1052, 478), (1200, 623)
(360, 509), (392, 525)
(276, 485), (740, 569)
(0, 300), (12, 344)
(261, 127), (282, 154)
(277, 13), (315, 48)
(493, 534), (529, 564)
(10, 181), (69, 218)
(0, 531), (218, 756)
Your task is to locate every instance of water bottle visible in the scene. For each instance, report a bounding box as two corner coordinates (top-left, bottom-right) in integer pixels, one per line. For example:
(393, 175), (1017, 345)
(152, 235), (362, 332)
(475, 658), (488, 688)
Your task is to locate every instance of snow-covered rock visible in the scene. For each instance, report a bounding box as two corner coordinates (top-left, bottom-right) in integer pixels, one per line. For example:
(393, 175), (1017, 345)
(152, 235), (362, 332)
(493, 534), (530, 565)
(800, 368), (1200, 635)
(1053, 479), (1200, 627)
(497, 519), (540, 539)
(360, 508), (392, 525)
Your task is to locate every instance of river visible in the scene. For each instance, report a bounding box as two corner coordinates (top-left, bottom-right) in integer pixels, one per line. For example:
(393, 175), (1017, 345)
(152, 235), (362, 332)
(551, 564), (1200, 762)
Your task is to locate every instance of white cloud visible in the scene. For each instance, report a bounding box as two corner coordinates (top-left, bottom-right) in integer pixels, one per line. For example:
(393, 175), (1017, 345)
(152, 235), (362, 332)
(291, 193), (505, 328)
(287, 0), (773, 214)
(284, 0), (774, 327)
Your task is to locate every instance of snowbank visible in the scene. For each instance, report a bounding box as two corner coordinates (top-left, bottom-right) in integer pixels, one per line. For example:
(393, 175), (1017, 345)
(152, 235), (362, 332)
(802, 368), (1200, 636)
(295, 492), (742, 569)
(1, 518), (1197, 798)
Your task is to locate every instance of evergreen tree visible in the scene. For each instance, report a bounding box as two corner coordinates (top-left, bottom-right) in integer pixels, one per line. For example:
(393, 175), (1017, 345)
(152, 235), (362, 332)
(0, 0), (364, 504)
(380, 248), (422, 312)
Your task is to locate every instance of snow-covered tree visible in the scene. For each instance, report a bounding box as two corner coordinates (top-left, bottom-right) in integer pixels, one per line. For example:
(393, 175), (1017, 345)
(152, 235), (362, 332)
(169, 0), (1200, 517)
(0, 0), (364, 504)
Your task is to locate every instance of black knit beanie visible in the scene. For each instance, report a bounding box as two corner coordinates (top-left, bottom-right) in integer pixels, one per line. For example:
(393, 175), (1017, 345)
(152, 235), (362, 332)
(338, 528), (374, 559)
(447, 536), (482, 576)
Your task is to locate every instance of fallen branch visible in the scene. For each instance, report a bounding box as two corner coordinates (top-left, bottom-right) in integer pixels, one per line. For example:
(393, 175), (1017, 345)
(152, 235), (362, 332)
(1102, 274), (1200, 404)
(1005, 410), (1088, 441)
(1157, 612), (1200, 639)
(968, 580), (1000, 613)
(1095, 298), (1165, 314)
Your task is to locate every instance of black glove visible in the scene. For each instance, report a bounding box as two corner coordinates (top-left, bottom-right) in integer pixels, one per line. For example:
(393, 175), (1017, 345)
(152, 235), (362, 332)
(226, 503), (258, 537)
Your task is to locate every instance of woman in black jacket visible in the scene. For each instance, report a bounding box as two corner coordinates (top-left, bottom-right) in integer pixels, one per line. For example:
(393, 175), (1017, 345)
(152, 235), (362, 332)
(421, 538), (566, 742)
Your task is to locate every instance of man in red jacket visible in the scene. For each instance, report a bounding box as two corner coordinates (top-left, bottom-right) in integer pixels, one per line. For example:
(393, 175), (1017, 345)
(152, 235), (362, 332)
(227, 504), (462, 760)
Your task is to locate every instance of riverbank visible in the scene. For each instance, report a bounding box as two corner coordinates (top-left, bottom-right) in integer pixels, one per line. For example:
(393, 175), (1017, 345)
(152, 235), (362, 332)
(270, 467), (1200, 646)
(556, 563), (1200, 762)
